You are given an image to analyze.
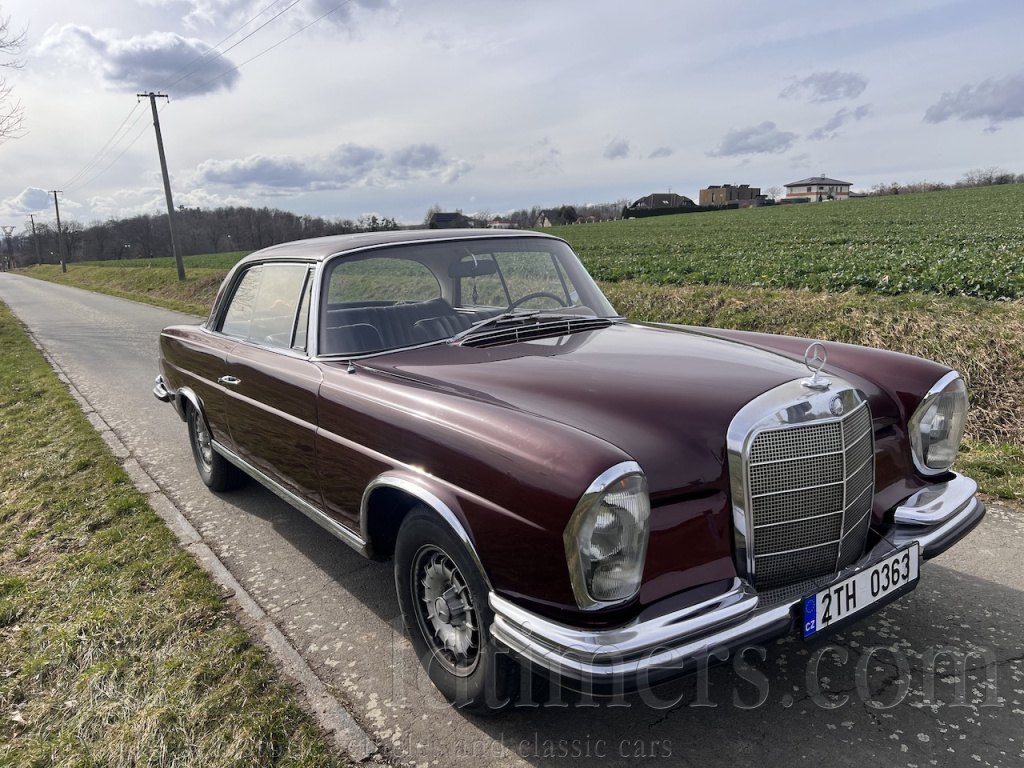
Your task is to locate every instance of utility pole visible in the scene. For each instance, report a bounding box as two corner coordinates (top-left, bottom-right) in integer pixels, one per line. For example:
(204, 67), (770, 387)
(29, 214), (42, 265)
(49, 190), (67, 273)
(139, 92), (186, 281)
(1, 226), (14, 271)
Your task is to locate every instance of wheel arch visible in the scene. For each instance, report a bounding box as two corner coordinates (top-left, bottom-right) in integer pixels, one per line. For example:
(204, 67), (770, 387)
(360, 474), (492, 590)
(172, 385), (202, 423)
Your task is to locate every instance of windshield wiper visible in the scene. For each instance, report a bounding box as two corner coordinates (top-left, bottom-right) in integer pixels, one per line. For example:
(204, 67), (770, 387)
(450, 309), (586, 345)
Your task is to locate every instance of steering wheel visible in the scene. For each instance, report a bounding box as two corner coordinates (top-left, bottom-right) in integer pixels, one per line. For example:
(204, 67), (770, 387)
(508, 292), (569, 310)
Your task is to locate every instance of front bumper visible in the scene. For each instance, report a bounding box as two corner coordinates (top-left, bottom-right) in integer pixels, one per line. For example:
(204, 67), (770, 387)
(489, 473), (985, 690)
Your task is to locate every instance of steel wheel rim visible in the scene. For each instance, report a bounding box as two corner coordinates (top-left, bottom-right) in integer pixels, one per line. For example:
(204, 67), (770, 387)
(191, 411), (214, 470)
(411, 544), (481, 677)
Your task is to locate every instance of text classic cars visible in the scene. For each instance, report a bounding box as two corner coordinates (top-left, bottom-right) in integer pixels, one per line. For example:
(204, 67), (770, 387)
(154, 229), (984, 712)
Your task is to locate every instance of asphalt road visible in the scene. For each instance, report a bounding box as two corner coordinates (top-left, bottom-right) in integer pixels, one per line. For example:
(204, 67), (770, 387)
(2, 272), (1022, 768)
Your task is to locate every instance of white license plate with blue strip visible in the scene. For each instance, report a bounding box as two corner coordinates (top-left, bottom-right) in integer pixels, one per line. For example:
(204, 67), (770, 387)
(803, 542), (920, 638)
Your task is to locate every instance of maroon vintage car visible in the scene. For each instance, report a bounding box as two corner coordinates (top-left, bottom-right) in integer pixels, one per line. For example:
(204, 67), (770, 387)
(154, 229), (984, 712)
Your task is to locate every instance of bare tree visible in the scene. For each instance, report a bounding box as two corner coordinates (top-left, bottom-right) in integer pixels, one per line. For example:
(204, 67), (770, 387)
(1, 9), (26, 144)
(765, 185), (783, 202)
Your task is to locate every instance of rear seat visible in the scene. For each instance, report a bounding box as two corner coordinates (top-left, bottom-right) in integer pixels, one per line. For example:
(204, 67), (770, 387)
(322, 298), (478, 354)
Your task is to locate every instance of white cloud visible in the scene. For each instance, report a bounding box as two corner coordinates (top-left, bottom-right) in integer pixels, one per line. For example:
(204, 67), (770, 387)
(0, 187), (53, 216)
(648, 146), (674, 159)
(512, 139), (562, 177)
(780, 71), (868, 102)
(194, 142), (472, 190)
(604, 138), (630, 161)
(808, 105), (872, 140)
(923, 72), (1024, 128)
(708, 122), (798, 157)
(37, 25), (241, 97)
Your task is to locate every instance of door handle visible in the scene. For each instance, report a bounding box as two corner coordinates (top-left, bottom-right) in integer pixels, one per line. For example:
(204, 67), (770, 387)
(218, 376), (241, 386)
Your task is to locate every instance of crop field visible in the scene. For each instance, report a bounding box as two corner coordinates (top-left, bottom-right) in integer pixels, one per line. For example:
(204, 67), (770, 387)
(558, 184), (1024, 300)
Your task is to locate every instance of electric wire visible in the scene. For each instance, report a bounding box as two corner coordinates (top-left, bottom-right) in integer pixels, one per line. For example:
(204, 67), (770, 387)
(170, 0), (354, 100)
(52, 0), (354, 201)
(64, 105), (163, 195)
(58, 103), (145, 191)
(158, 0), (306, 94)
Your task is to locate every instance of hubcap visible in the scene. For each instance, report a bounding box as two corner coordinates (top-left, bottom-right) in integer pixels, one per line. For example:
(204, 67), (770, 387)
(412, 546), (480, 677)
(192, 412), (213, 469)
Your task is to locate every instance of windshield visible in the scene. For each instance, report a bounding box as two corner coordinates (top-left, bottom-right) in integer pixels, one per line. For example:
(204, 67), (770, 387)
(318, 236), (618, 355)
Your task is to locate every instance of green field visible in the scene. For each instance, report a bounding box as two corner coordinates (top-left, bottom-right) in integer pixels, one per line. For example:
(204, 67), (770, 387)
(560, 184), (1024, 300)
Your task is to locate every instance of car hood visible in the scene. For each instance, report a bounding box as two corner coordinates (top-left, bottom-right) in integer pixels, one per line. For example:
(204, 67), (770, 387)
(364, 322), (814, 498)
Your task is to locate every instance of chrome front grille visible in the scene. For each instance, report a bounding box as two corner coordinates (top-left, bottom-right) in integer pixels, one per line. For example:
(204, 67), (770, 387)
(738, 390), (874, 592)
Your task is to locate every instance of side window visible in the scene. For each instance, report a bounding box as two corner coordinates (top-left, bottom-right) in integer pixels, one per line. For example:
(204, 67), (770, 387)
(219, 263), (309, 348)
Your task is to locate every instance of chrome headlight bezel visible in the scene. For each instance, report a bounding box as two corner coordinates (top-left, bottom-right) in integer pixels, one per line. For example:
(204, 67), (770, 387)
(909, 371), (969, 476)
(564, 461), (651, 610)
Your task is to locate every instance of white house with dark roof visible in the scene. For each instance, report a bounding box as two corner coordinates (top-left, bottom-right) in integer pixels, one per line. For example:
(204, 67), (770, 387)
(784, 175), (853, 202)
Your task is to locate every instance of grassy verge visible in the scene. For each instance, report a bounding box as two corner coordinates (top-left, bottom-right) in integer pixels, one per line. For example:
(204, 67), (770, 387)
(15, 260), (1024, 501)
(0, 303), (349, 767)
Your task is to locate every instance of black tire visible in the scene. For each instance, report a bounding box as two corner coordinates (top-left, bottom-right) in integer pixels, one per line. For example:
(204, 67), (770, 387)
(395, 507), (519, 714)
(186, 403), (244, 492)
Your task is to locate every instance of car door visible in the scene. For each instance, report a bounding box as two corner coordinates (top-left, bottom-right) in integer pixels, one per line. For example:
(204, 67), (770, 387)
(217, 261), (324, 509)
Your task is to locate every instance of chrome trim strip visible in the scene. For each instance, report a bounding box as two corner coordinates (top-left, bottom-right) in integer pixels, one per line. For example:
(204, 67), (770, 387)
(212, 440), (369, 556)
(359, 475), (493, 591)
(490, 582), (790, 683)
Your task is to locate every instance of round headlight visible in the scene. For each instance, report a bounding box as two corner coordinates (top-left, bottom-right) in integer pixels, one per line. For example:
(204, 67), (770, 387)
(909, 372), (968, 475)
(564, 465), (650, 608)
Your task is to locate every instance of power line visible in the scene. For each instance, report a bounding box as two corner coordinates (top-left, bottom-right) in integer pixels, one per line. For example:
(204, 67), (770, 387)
(160, 0), (306, 94)
(63, 105), (152, 194)
(55, 2), (301, 196)
(171, 0), (355, 100)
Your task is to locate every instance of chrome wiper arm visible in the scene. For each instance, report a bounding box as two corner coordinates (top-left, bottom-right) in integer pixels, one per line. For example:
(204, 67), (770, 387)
(449, 309), (540, 344)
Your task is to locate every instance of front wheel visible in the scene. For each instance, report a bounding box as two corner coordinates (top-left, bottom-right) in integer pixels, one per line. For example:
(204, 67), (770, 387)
(187, 404), (243, 492)
(395, 507), (518, 714)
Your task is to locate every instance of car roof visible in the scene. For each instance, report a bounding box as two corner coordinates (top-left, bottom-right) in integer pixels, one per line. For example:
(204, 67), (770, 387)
(237, 228), (561, 265)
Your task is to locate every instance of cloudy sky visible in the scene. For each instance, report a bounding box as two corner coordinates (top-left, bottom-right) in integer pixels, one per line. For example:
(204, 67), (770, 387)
(1, 0), (1022, 228)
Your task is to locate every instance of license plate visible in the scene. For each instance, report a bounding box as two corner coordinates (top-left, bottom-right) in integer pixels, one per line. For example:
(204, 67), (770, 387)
(802, 542), (920, 639)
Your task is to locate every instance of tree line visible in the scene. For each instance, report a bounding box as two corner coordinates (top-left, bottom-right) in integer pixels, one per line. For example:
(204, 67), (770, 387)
(2, 206), (398, 269)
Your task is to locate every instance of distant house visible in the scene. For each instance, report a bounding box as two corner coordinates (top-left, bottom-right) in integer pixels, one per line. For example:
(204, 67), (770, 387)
(534, 209), (574, 227)
(427, 211), (473, 228)
(784, 175), (853, 202)
(626, 192), (695, 212)
(487, 218), (515, 229)
(699, 184), (761, 206)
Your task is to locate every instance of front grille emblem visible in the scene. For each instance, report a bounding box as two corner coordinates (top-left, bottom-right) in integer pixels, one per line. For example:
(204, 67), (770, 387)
(829, 395), (845, 416)
(802, 342), (832, 390)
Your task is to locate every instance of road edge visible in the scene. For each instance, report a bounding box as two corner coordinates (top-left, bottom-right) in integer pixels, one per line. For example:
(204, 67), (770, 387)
(30, 333), (380, 764)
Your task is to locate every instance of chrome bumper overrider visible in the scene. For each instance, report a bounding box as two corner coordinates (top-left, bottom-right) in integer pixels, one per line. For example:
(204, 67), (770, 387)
(489, 473), (985, 688)
(153, 374), (173, 403)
